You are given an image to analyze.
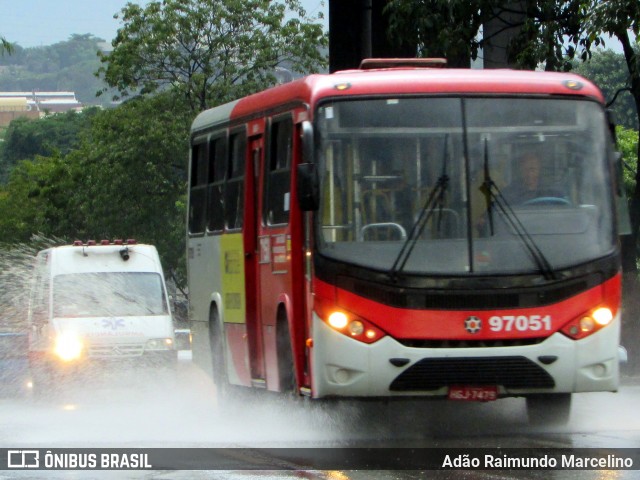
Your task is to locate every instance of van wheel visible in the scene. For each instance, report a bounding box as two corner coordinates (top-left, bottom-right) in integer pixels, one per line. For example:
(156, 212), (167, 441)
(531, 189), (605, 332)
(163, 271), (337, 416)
(526, 393), (571, 426)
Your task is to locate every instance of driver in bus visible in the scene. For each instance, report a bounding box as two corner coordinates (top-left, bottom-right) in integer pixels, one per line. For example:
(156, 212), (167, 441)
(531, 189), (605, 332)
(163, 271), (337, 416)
(501, 152), (565, 205)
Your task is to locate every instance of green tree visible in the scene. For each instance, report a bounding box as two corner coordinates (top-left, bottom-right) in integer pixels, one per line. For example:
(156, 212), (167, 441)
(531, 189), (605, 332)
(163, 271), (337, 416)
(385, 0), (592, 70)
(572, 49), (638, 130)
(0, 36), (12, 55)
(618, 126), (639, 198)
(582, 1), (640, 280)
(66, 93), (192, 284)
(0, 108), (99, 184)
(98, 0), (327, 111)
(0, 94), (190, 283)
(0, 35), (112, 105)
(0, 152), (80, 242)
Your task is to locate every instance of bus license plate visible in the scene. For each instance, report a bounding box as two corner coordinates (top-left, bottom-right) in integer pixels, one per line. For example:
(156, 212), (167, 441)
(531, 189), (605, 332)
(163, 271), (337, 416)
(448, 385), (498, 402)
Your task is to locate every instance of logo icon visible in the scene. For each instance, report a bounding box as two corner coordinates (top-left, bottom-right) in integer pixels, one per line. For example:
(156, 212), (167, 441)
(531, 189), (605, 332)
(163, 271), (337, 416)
(102, 318), (125, 330)
(8, 450), (39, 468)
(464, 316), (482, 334)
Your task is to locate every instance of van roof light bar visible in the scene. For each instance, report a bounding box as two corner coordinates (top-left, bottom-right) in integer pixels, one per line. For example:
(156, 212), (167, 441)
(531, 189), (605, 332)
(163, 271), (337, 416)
(72, 238), (135, 246)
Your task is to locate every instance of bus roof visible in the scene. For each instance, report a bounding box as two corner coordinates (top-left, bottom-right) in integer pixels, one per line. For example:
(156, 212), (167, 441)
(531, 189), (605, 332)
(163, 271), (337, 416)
(191, 67), (604, 135)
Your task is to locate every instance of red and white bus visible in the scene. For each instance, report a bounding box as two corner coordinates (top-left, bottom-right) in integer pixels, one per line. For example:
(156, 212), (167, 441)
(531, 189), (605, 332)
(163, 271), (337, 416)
(187, 59), (628, 423)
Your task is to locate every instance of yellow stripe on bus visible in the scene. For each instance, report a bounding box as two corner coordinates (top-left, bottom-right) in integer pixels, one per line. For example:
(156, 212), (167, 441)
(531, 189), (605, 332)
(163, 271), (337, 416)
(220, 233), (246, 324)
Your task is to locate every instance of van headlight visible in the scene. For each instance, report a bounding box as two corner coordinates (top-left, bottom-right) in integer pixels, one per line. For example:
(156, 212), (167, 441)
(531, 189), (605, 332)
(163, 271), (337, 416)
(145, 338), (174, 351)
(54, 332), (84, 361)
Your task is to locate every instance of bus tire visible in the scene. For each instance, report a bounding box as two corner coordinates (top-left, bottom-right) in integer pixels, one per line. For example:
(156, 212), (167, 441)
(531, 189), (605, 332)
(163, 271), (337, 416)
(526, 393), (571, 426)
(276, 307), (299, 399)
(208, 305), (228, 400)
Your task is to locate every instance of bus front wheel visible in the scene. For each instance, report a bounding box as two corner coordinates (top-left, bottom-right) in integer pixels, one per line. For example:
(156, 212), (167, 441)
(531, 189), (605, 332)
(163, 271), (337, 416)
(276, 308), (299, 399)
(526, 393), (572, 426)
(208, 306), (228, 399)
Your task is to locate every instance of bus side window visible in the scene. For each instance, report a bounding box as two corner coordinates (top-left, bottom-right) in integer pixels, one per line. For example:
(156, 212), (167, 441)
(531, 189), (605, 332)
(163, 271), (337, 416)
(225, 131), (246, 230)
(265, 117), (292, 226)
(188, 142), (208, 234)
(207, 135), (227, 232)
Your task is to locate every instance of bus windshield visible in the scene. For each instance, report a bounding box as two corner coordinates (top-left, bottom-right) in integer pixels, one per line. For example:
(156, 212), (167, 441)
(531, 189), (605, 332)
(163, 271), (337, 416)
(53, 272), (168, 317)
(315, 97), (615, 275)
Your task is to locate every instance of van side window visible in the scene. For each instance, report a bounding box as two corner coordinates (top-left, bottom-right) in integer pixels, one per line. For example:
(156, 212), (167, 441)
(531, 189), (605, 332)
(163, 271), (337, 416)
(265, 117), (292, 225)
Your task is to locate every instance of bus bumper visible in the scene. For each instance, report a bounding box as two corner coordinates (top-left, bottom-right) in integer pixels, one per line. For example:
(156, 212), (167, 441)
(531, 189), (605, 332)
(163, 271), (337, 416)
(310, 312), (621, 399)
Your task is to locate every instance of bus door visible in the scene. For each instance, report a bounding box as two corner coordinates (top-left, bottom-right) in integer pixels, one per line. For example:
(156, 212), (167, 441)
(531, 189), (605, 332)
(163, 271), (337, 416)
(245, 134), (266, 385)
(257, 115), (295, 391)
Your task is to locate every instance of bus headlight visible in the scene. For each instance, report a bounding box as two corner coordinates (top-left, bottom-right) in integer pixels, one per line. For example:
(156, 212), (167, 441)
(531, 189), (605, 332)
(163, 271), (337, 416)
(328, 312), (348, 329)
(561, 306), (614, 340)
(145, 338), (174, 351)
(323, 309), (385, 344)
(592, 307), (613, 326)
(54, 332), (84, 362)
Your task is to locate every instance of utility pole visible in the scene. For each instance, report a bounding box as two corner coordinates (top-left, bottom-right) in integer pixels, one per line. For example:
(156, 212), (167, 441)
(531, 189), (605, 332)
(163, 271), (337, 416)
(482, 2), (526, 69)
(328, 0), (415, 72)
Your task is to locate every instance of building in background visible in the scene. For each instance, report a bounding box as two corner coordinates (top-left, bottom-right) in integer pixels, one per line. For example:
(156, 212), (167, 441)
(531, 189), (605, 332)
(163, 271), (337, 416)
(0, 91), (82, 128)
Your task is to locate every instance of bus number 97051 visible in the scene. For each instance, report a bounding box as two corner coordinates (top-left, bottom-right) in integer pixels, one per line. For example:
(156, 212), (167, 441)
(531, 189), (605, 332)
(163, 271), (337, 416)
(488, 315), (552, 332)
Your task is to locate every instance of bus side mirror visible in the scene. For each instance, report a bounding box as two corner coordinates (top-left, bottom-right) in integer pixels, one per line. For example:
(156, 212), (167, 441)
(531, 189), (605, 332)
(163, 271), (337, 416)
(301, 120), (314, 164)
(297, 121), (319, 211)
(297, 163), (319, 211)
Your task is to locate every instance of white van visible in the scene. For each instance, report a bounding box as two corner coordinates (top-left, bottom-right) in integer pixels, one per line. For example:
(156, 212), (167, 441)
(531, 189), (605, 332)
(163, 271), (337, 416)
(28, 240), (176, 394)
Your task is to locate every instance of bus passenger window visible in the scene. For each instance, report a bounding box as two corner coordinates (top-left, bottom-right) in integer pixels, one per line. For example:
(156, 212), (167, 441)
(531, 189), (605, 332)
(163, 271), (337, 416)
(265, 118), (292, 225)
(207, 136), (227, 232)
(225, 132), (246, 230)
(188, 142), (208, 234)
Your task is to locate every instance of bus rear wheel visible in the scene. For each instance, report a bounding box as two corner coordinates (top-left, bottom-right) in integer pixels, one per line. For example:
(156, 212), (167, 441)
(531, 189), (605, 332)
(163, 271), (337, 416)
(526, 393), (571, 426)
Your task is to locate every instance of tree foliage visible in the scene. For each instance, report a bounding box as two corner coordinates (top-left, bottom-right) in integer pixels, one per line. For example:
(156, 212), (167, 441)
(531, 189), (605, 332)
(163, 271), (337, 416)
(385, 0), (492, 67)
(0, 35), (112, 105)
(0, 1), (330, 287)
(69, 93), (192, 284)
(618, 126), (639, 198)
(0, 93), (191, 283)
(572, 49), (639, 130)
(0, 36), (12, 56)
(0, 108), (100, 184)
(98, 0), (328, 111)
(385, 0), (601, 70)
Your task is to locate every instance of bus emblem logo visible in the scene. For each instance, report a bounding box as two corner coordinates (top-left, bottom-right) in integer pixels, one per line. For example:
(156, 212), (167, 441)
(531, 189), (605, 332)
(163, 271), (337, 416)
(465, 316), (482, 334)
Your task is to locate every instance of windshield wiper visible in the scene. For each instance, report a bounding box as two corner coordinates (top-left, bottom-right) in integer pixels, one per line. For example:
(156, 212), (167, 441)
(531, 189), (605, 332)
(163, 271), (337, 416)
(390, 136), (450, 280)
(480, 139), (556, 280)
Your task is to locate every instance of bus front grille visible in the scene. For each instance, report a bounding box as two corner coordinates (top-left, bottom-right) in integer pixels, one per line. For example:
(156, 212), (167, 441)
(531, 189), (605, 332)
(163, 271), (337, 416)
(389, 356), (555, 391)
(397, 337), (546, 348)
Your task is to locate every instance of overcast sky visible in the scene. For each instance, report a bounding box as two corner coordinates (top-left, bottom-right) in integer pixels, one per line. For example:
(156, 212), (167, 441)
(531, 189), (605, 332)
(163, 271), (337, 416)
(0, 0), (327, 48)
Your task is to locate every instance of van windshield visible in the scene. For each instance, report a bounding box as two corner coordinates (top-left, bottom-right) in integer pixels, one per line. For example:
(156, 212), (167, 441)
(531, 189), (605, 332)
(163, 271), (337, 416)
(53, 272), (168, 317)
